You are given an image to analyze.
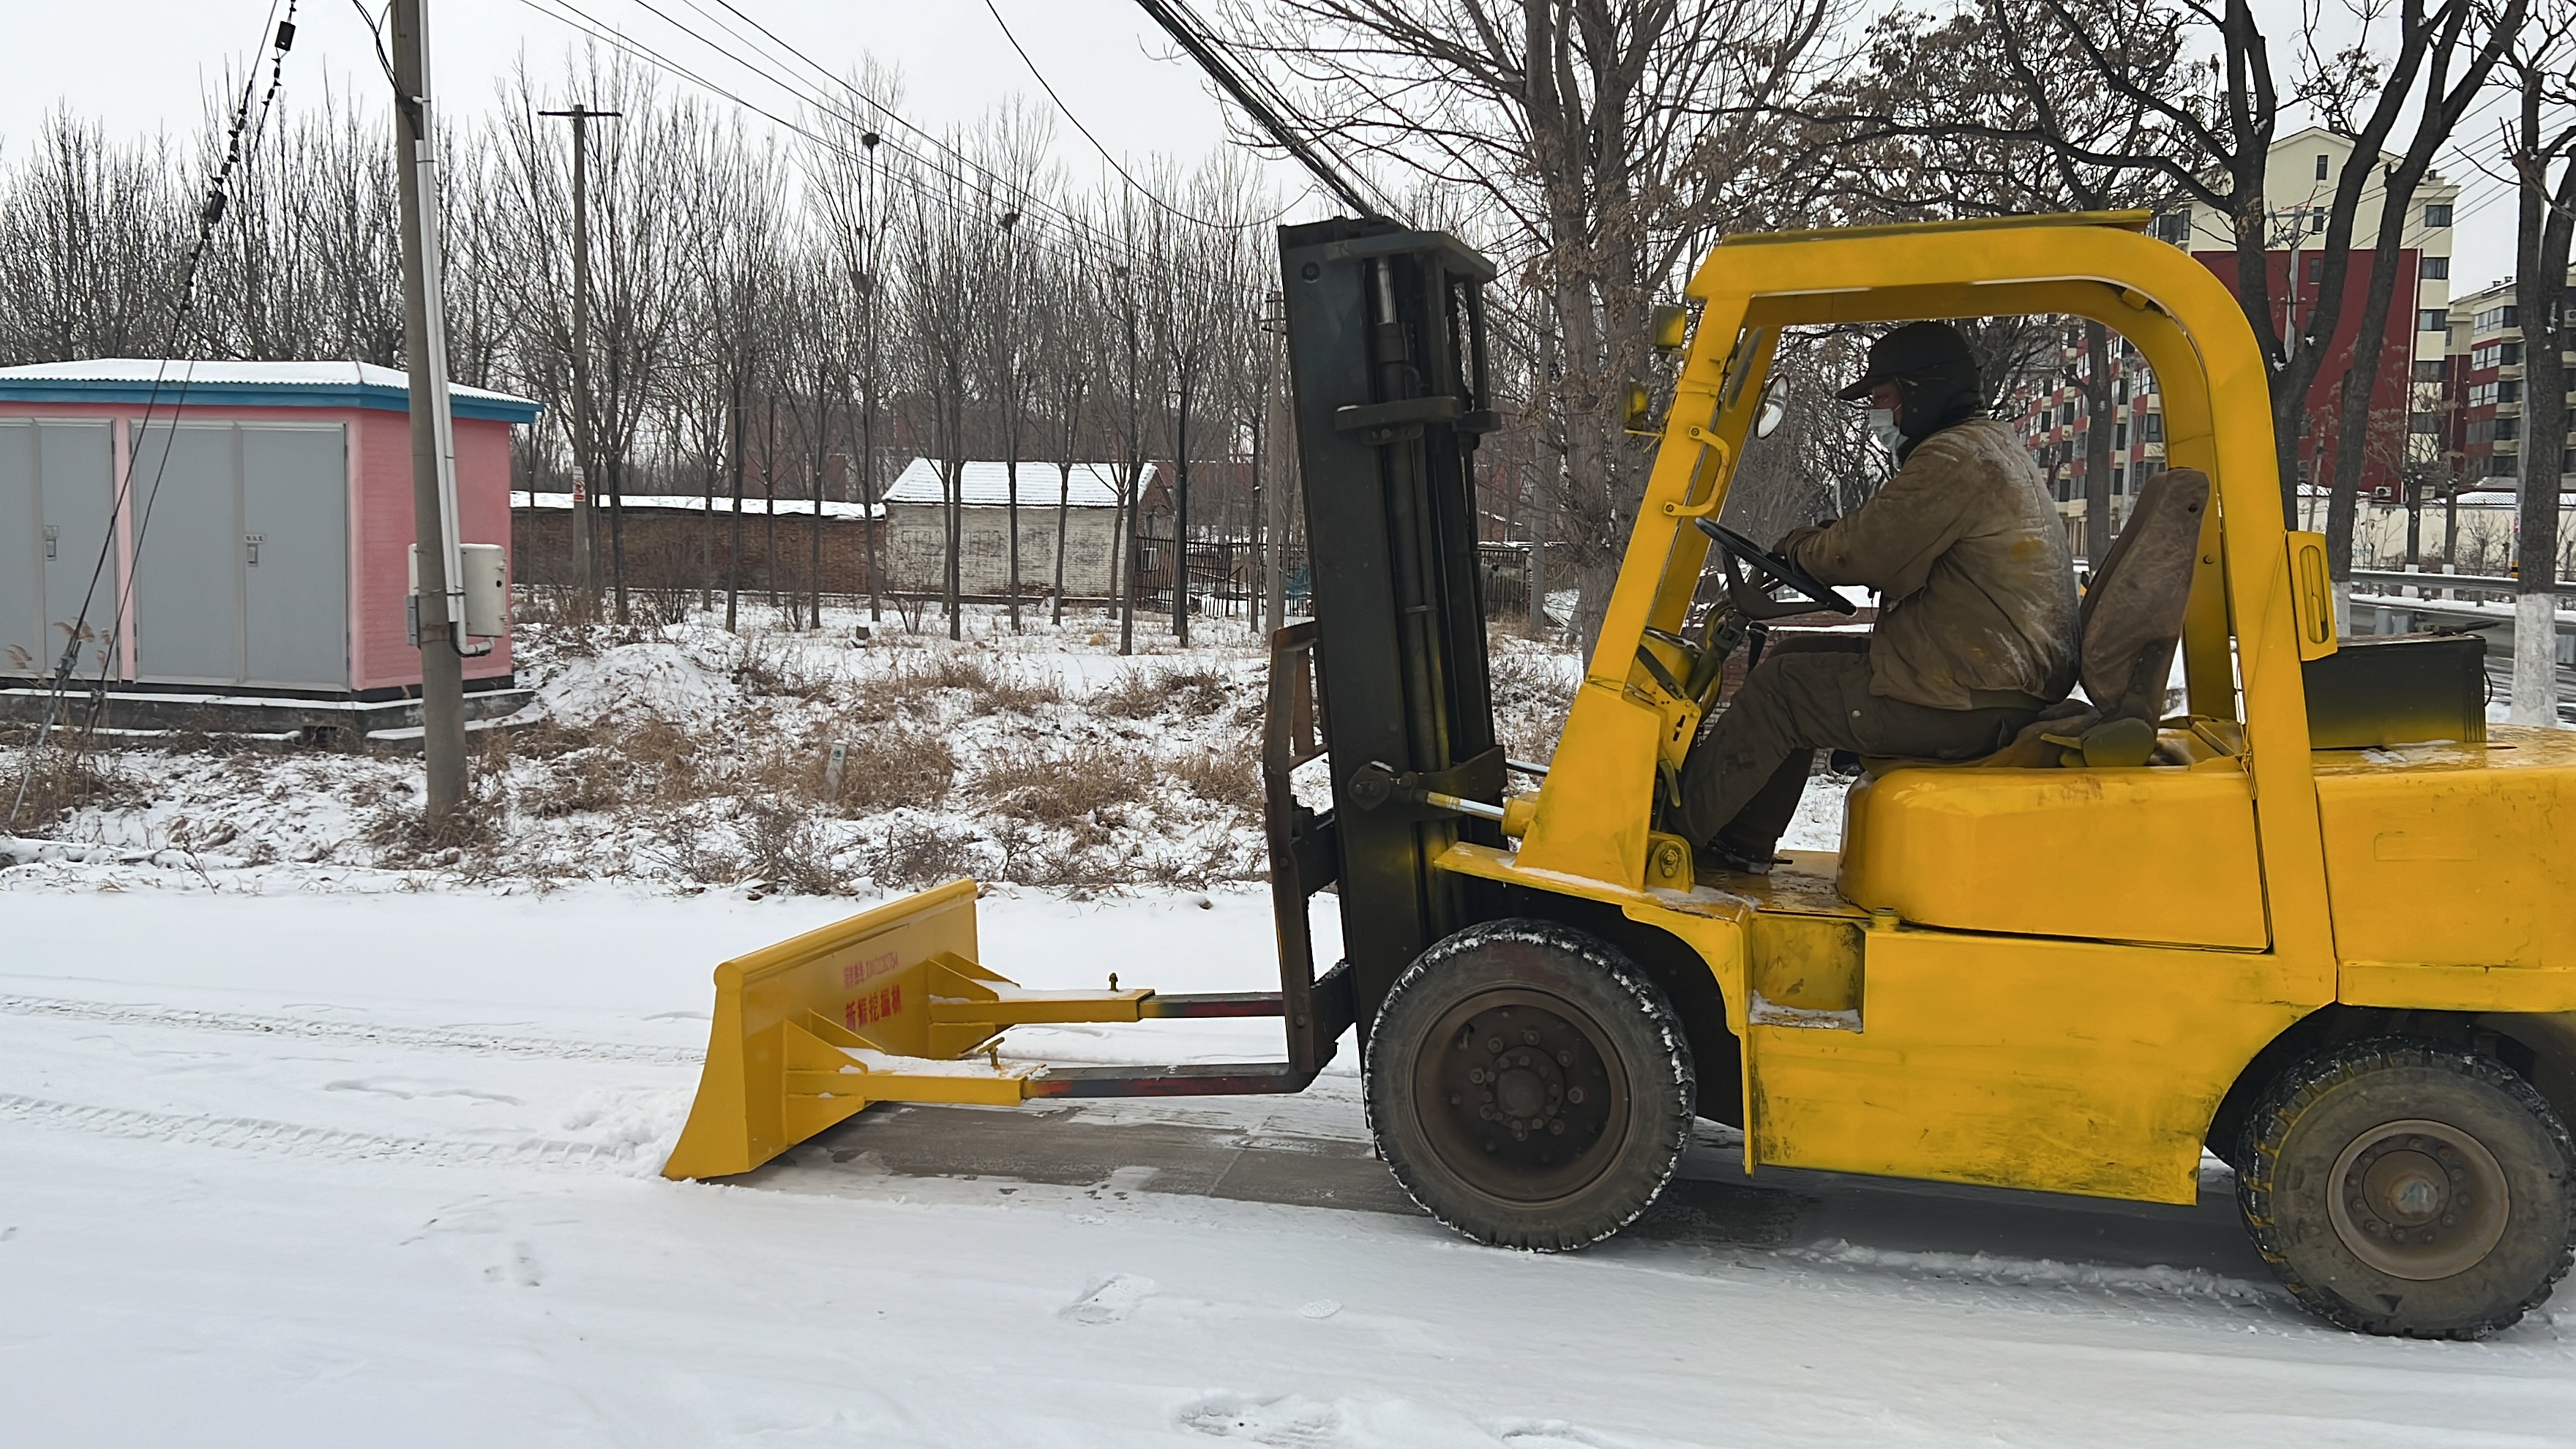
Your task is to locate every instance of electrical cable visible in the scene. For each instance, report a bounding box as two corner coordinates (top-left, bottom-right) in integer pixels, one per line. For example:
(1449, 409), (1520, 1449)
(978, 0), (1306, 232)
(509, 0), (1270, 293)
(7, 1), (303, 832)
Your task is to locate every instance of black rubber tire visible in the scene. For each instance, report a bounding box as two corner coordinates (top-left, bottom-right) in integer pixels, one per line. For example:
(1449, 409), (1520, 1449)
(1364, 918), (1695, 1251)
(2238, 1038), (2576, 1338)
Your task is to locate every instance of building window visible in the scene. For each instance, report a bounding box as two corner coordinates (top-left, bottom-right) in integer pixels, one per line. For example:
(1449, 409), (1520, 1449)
(2419, 309), (2448, 334)
(2315, 154), (2330, 180)
(2414, 359), (2446, 383)
(2310, 210), (2328, 233)
(2420, 255), (2449, 280)
(2114, 422), (2129, 449)
(2475, 305), (2520, 332)
(2471, 383), (2496, 407)
(2487, 454), (2518, 477)
(2141, 412), (2163, 442)
(2496, 417), (2519, 441)
(2305, 255), (2324, 283)
(2501, 341), (2523, 366)
(2424, 203), (2453, 228)
(2412, 413), (2442, 434)
(2113, 465), (2127, 496)
(2500, 380), (2523, 403)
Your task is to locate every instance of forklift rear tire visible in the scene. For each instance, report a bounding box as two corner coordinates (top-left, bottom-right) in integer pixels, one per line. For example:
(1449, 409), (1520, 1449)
(2238, 1039), (2576, 1338)
(1366, 919), (1695, 1251)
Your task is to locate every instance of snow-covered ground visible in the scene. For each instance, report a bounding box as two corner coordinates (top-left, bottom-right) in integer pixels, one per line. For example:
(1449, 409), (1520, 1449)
(7, 887), (2572, 1448)
(3, 604), (1587, 896)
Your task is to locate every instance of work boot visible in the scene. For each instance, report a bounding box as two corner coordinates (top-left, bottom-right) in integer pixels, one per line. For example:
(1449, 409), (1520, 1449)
(1704, 834), (1780, 876)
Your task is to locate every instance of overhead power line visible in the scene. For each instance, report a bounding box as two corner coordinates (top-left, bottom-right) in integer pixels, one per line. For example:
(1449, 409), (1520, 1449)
(978, 0), (1309, 233)
(1128, 0), (1393, 221)
(507, 0), (1272, 293)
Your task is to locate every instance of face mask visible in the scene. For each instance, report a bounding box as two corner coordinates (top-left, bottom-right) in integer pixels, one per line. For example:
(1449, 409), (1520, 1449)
(1867, 408), (1906, 452)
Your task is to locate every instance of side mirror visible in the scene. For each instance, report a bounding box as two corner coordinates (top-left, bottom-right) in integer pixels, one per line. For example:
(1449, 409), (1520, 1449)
(1650, 303), (1690, 354)
(1622, 381), (1657, 436)
(1753, 377), (1786, 439)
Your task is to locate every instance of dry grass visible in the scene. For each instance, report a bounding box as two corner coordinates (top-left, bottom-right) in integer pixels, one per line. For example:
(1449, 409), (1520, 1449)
(1093, 663), (1239, 721)
(1167, 741), (1261, 812)
(871, 817), (977, 888)
(847, 653), (1064, 724)
(724, 635), (834, 701)
(815, 727), (957, 812)
(2, 747), (146, 830)
(1487, 651), (1578, 763)
(735, 798), (850, 895)
(973, 744), (1150, 828)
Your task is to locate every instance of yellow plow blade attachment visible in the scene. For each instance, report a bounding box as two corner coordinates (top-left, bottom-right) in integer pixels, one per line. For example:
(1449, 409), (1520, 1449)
(662, 878), (1306, 1180)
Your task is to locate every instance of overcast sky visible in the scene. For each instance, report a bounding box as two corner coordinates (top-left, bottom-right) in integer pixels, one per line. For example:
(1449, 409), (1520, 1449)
(0, 0), (2528, 293)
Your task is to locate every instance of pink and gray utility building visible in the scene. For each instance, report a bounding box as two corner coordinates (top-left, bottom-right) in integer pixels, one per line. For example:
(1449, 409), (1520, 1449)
(0, 361), (539, 730)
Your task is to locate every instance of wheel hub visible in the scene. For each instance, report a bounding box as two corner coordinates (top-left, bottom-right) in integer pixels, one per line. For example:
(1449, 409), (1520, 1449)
(2326, 1119), (2512, 1281)
(1413, 989), (1626, 1204)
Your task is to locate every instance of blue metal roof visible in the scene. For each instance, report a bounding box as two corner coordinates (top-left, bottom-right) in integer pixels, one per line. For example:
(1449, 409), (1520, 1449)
(0, 361), (543, 424)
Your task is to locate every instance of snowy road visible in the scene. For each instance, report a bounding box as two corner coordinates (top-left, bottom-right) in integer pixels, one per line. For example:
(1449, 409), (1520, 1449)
(4, 886), (2572, 1447)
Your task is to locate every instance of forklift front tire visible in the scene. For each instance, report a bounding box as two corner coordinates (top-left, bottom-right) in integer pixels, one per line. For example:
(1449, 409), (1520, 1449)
(2238, 1039), (2576, 1338)
(1366, 919), (1695, 1251)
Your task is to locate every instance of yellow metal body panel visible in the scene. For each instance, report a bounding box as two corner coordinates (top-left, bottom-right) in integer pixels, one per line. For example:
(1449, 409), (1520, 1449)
(1839, 765), (2269, 948)
(662, 879), (1172, 1179)
(2316, 727), (2576, 1014)
(1749, 928), (2313, 1203)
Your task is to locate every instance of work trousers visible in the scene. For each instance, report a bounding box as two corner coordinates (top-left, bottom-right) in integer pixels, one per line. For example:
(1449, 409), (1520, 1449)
(1672, 634), (2037, 858)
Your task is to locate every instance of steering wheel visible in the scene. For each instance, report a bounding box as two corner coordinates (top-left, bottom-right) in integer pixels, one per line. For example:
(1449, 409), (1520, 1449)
(1696, 519), (1854, 617)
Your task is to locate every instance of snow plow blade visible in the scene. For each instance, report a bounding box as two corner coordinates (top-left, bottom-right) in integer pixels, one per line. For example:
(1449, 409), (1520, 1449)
(662, 878), (1311, 1180)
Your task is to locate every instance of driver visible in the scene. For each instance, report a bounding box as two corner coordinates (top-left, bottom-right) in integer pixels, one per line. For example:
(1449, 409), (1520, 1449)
(1675, 321), (2080, 873)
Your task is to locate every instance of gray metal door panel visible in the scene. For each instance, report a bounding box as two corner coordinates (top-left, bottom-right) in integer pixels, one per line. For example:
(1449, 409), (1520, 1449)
(38, 422), (116, 679)
(241, 424), (348, 688)
(0, 422), (38, 676)
(131, 422), (241, 685)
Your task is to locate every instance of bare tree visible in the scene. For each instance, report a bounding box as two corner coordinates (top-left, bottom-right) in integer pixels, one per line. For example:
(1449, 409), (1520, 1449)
(2501, 0), (2575, 723)
(1215, 0), (1834, 645)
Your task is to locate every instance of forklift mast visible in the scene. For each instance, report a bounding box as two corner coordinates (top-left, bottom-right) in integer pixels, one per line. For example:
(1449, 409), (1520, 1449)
(1268, 219), (1508, 1056)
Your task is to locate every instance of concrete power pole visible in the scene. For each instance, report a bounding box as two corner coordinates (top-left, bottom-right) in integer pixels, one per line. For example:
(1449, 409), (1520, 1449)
(541, 102), (620, 618)
(390, 0), (470, 823)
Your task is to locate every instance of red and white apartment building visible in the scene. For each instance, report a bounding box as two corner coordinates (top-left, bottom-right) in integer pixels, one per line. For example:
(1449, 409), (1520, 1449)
(2009, 127), (2466, 553)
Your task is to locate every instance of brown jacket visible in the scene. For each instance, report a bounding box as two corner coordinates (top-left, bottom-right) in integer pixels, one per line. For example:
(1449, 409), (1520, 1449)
(1780, 417), (2078, 711)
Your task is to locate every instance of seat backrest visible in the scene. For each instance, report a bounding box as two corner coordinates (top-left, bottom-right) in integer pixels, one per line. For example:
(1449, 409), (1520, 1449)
(2078, 468), (2210, 722)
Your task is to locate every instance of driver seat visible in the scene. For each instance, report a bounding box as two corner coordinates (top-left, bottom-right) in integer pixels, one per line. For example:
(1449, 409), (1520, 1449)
(1868, 466), (2212, 771)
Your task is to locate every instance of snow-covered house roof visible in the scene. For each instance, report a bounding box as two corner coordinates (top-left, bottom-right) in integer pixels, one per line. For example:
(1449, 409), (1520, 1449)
(0, 359), (542, 424)
(885, 459), (1147, 509)
(514, 492), (884, 520)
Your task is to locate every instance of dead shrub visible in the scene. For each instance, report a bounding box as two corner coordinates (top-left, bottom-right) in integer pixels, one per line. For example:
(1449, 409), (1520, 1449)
(724, 636), (831, 701)
(1093, 663), (1238, 720)
(1488, 651), (1577, 762)
(736, 798), (849, 895)
(871, 817), (976, 888)
(974, 744), (1149, 827)
(1167, 743), (1261, 812)
(523, 749), (626, 818)
(3, 746), (146, 830)
(816, 727), (957, 812)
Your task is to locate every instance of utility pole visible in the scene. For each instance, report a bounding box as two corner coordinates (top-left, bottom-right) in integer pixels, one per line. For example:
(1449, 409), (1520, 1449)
(1259, 289), (1289, 634)
(391, 0), (468, 823)
(540, 101), (620, 620)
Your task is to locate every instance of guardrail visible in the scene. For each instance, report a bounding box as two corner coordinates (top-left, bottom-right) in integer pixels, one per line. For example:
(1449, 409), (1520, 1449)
(2346, 569), (2576, 596)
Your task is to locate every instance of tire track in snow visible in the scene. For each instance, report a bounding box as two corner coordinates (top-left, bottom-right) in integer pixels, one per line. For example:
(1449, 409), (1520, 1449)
(0, 1093), (650, 1172)
(0, 994), (702, 1067)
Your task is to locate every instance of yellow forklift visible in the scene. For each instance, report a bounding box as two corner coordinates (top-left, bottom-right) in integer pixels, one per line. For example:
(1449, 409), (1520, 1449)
(662, 211), (2575, 1340)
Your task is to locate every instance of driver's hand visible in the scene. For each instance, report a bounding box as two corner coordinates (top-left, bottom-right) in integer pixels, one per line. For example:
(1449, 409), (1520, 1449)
(1771, 523), (1827, 562)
